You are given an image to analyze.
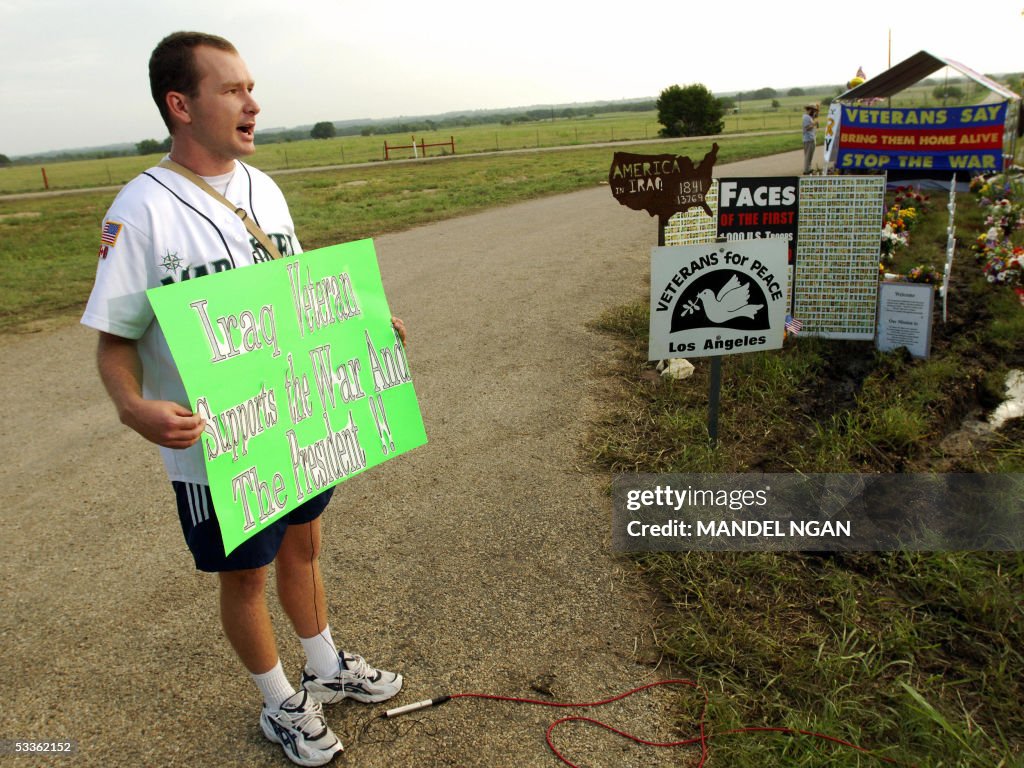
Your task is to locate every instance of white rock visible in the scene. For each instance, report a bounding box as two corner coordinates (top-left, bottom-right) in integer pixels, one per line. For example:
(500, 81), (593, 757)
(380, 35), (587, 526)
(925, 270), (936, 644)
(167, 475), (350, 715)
(659, 358), (695, 380)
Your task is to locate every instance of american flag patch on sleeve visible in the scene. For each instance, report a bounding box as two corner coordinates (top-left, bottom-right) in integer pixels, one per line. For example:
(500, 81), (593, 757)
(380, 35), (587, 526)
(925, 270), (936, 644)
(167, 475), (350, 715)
(100, 221), (123, 246)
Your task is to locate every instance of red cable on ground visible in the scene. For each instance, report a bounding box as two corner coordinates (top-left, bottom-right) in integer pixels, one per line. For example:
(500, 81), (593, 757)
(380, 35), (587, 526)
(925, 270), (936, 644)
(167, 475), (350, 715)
(442, 680), (912, 768)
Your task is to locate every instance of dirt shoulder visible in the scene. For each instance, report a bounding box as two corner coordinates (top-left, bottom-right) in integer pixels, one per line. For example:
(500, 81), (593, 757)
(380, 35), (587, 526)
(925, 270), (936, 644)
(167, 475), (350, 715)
(0, 150), (809, 768)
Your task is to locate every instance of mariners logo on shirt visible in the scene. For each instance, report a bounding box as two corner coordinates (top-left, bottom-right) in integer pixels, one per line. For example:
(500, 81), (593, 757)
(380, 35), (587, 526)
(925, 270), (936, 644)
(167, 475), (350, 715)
(160, 250), (185, 273)
(97, 220), (122, 258)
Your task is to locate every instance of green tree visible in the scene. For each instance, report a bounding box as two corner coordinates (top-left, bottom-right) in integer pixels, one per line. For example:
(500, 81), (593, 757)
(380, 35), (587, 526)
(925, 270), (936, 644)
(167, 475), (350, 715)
(310, 121), (336, 139)
(0, 153), (11, 167)
(656, 84), (725, 138)
(136, 137), (171, 155)
(788, 87), (806, 97)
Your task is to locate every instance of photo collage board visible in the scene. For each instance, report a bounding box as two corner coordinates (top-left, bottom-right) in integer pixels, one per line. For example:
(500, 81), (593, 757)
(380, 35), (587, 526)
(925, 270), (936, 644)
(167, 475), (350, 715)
(663, 180), (719, 247)
(793, 176), (886, 339)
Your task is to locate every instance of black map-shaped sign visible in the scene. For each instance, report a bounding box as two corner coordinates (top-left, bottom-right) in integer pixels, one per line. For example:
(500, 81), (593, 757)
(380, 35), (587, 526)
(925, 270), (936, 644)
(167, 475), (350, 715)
(608, 143), (719, 220)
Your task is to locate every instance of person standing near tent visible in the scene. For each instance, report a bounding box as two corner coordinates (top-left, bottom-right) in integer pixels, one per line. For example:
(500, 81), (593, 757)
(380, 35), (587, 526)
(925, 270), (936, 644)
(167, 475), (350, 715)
(802, 103), (820, 174)
(81, 31), (404, 767)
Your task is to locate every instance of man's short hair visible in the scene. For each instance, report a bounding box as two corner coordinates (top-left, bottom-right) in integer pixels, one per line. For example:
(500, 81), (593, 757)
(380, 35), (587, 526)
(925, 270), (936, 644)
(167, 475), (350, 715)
(149, 31), (237, 132)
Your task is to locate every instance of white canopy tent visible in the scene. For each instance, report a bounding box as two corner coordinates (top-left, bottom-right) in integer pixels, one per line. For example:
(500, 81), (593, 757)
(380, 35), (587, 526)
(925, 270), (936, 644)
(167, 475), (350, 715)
(832, 51), (1020, 179)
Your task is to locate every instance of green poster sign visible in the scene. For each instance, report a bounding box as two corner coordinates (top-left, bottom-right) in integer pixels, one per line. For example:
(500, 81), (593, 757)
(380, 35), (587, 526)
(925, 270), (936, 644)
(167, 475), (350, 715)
(147, 239), (427, 555)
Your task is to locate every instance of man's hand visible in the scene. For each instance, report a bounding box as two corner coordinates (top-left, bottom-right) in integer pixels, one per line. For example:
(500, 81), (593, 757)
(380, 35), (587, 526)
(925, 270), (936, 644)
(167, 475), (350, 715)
(119, 398), (205, 449)
(391, 316), (407, 345)
(97, 332), (205, 449)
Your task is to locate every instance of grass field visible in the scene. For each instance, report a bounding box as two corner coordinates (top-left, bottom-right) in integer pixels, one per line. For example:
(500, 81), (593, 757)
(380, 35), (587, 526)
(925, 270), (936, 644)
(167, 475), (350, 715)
(0, 133), (798, 333)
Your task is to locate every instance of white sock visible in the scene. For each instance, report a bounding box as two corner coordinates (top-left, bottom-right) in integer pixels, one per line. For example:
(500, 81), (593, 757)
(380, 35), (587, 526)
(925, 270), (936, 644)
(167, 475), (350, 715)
(301, 625), (340, 678)
(251, 660), (296, 709)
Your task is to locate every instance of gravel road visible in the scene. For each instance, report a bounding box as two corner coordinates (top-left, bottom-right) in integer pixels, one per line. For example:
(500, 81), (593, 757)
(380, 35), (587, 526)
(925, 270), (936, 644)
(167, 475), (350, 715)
(0, 150), (807, 768)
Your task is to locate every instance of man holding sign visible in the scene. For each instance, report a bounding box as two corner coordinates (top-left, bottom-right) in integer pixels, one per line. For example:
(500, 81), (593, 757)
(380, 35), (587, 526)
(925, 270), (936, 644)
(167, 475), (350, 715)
(81, 31), (401, 766)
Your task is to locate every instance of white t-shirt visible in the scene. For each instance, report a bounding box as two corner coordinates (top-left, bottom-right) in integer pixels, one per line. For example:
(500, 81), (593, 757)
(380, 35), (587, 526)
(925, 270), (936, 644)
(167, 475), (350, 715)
(81, 160), (301, 484)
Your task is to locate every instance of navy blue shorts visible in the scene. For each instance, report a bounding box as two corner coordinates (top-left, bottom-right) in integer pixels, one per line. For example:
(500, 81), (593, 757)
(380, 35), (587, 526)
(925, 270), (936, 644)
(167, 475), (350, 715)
(173, 482), (334, 572)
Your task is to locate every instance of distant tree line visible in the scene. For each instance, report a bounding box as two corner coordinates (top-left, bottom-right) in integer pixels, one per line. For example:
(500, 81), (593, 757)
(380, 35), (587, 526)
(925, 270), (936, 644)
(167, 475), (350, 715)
(3, 147), (143, 165)
(326, 99), (657, 139)
(138, 100), (659, 148)
(734, 87), (779, 101)
(1, 99), (652, 163)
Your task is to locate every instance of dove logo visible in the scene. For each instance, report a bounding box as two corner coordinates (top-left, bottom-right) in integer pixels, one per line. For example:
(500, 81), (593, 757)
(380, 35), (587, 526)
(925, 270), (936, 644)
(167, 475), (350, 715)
(671, 270), (770, 334)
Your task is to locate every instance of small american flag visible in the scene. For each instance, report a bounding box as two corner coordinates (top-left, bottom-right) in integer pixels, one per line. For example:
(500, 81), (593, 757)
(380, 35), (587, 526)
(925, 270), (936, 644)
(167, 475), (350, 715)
(100, 221), (122, 246)
(785, 314), (803, 335)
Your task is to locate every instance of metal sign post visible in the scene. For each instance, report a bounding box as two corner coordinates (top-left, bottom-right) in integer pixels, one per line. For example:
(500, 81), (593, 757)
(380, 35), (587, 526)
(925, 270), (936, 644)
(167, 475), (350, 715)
(658, 218), (720, 444)
(708, 356), (722, 446)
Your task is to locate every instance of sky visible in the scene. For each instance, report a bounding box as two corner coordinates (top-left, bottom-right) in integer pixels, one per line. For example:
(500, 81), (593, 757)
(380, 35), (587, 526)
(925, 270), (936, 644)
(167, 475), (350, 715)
(1, 0), (1022, 157)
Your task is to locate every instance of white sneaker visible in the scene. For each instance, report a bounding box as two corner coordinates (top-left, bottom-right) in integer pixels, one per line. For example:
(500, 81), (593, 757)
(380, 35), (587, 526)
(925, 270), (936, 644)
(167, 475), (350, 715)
(260, 690), (343, 767)
(301, 652), (403, 705)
